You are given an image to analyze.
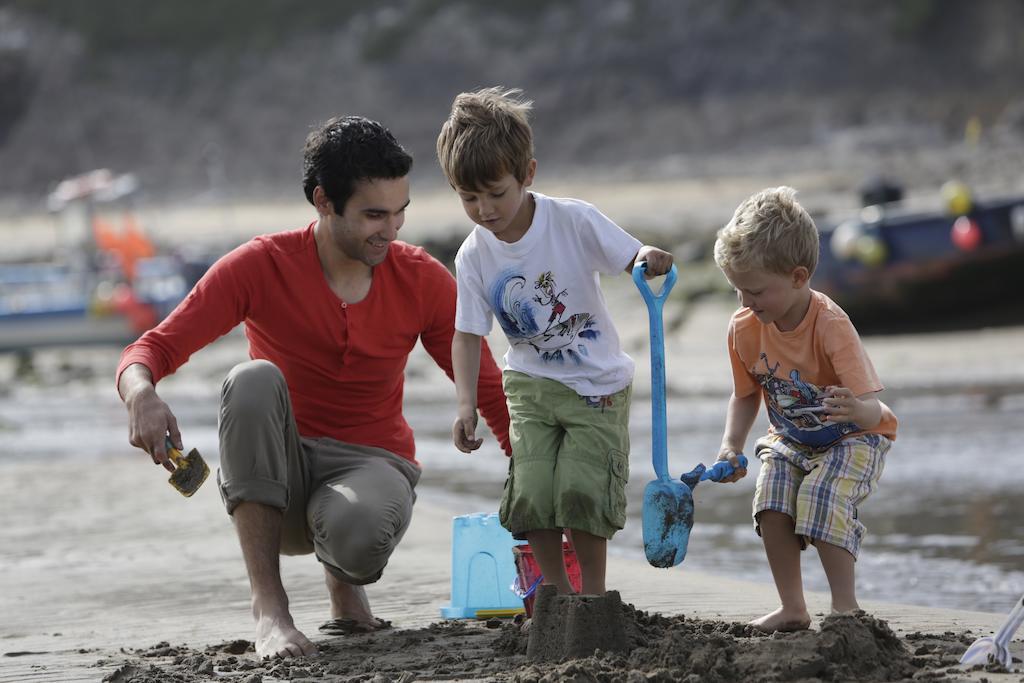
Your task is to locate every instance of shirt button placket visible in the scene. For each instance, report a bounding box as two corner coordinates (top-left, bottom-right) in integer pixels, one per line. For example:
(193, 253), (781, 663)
(338, 302), (349, 365)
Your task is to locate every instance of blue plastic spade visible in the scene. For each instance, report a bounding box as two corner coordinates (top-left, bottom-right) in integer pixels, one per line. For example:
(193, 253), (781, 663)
(633, 262), (692, 568)
(634, 263), (749, 568)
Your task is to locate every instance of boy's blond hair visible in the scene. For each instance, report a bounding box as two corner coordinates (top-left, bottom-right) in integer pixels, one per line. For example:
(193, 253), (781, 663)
(714, 186), (819, 276)
(436, 86), (534, 191)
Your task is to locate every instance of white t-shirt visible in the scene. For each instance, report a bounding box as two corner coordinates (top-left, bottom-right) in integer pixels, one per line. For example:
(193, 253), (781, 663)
(454, 192), (642, 397)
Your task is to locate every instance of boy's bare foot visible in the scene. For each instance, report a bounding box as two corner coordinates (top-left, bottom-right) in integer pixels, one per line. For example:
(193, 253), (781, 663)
(748, 607), (812, 633)
(254, 610), (318, 659)
(830, 606), (863, 616)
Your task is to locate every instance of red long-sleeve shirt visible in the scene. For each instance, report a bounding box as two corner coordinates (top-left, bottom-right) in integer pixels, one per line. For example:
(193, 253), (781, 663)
(117, 224), (511, 464)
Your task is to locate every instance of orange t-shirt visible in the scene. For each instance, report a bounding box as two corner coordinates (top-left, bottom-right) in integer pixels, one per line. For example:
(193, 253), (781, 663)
(728, 290), (898, 449)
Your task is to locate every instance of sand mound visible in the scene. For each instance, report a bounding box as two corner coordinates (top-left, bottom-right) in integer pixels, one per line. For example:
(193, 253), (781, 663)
(99, 605), (991, 682)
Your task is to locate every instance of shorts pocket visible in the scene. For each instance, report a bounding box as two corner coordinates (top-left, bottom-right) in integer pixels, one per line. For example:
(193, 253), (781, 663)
(604, 449), (629, 529)
(498, 458), (515, 529)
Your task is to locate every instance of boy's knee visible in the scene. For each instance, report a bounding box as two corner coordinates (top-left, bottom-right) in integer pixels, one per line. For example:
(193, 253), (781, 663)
(755, 509), (796, 527)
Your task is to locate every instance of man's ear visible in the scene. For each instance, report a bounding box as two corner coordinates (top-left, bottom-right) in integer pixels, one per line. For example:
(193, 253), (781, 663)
(791, 266), (811, 288)
(312, 186), (334, 216)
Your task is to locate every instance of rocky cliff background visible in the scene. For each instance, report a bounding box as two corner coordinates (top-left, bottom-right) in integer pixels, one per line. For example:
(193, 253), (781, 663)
(1, 0), (1023, 206)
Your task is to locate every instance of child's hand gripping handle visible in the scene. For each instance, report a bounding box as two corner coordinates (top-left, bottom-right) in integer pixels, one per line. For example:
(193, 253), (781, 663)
(632, 262), (678, 481)
(632, 262), (678, 310)
(701, 454), (749, 482)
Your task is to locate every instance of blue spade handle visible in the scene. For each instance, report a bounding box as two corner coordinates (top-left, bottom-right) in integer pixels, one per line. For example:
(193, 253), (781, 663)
(632, 263), (678, 481)
(679, 454), (749, 489)
(700, 454), (749, 482)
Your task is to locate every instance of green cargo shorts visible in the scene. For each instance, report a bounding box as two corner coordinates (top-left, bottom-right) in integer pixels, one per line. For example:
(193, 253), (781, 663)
(499, 370), (631, 540)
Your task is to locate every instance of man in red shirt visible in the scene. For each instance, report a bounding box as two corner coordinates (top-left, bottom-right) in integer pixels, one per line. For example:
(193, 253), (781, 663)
(117, 117), (510, 659)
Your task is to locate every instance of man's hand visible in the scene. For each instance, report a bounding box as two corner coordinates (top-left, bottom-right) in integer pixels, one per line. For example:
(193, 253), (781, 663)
(634, 245), (674, 278)
(714, 446), (748, 483)
(452, 405), (483, 453)
(120, 364), (180, 472)
(822, 387), (882, 429)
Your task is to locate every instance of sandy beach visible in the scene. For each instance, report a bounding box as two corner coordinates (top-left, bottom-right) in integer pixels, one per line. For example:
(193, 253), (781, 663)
(3, 173), (1024, 681)
(1, 451), (1020, 682)
(3, 3), (1024, 679)
(2, 287), (1024, 681)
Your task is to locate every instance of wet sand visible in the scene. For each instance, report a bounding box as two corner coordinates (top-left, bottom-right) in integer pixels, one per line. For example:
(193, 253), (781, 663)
(1, 450), (1021, 682)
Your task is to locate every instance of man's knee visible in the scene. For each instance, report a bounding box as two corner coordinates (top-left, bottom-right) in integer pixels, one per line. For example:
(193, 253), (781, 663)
(222, 360), (286, 417)
(218, 359), (297, 514)
(321, 534), (392, 584)
(316, 506), (410, 582)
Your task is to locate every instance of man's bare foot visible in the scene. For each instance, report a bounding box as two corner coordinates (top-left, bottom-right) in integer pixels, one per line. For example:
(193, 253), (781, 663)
(323, 568), (389, 630)
(748, 607), (812, 633)
(254, 610), (318, 659)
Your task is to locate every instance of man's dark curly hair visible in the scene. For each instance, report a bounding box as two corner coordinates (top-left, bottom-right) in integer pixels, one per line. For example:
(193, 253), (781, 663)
(302, 116), (413, 214)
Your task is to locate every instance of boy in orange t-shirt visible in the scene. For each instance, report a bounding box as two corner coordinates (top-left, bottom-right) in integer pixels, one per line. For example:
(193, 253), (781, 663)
(712, 186), (898, 633)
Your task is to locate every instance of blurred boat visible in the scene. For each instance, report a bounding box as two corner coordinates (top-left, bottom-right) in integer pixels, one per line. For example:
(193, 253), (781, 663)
(813, 180), (1024, 332)
(0, 170), (210, 351)
(0, 257), (195, 351)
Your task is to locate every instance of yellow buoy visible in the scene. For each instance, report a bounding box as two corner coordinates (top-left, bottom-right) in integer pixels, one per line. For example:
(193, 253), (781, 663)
(941, 180), (973, 216)
(855, 234), (888, 267)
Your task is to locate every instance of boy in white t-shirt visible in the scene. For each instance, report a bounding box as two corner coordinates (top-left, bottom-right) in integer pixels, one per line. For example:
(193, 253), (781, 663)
(436, 87), (673, 596)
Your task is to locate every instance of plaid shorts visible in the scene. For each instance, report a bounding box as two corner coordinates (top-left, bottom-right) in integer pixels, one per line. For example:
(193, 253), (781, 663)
(752, 432), (890, 558)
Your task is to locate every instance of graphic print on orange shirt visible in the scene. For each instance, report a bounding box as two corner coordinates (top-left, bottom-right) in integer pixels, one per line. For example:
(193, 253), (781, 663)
(753, 352), (861, 449)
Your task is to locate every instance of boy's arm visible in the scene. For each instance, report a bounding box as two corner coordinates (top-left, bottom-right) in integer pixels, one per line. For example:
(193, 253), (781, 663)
(823, 388), (883, 430)
(451, 330), (485, 453)
(821, 316), (886, 430)
(628, 245), (674, 277)
(418, 258), (511, 454)
(716, 391), (761, 482)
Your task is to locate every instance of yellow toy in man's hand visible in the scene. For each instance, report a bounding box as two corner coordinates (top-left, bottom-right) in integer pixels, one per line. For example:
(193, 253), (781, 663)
(165, 437), (210, 497)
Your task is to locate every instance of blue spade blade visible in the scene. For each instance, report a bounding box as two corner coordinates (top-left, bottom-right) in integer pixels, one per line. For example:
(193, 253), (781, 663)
(642, 476), (694, 568)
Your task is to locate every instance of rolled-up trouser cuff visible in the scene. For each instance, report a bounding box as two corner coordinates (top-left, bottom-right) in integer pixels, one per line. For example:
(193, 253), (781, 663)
(321, 561), (384, 586)
(217, 474), (289, 515)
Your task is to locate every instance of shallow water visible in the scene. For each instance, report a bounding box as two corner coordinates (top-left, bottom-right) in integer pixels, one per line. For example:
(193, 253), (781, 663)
(412, 394), (1024, 615)
(1, 344), (1021, 615)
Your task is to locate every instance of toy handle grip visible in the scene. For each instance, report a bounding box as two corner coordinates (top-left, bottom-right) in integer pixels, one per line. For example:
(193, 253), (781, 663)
(700, 454), (749, 482)
(164, 436), (184, 466)
(632, 262), (678, 306)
